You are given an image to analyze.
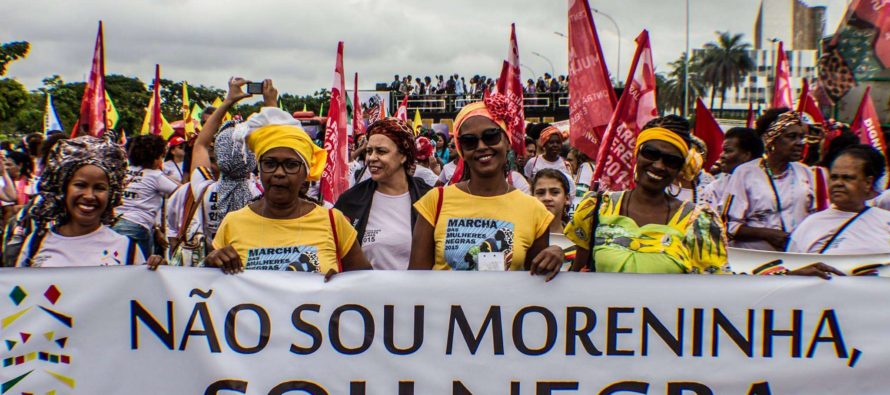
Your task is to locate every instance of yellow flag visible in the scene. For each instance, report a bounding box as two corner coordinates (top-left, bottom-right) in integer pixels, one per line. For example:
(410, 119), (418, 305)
(211, 97), (232, 121)
(104, 91), (119, 130)
(302, 103), (307, 112)
(139, 94), (175, 139)
(182, 81), (195, 137)
(413, 109), (422, 135)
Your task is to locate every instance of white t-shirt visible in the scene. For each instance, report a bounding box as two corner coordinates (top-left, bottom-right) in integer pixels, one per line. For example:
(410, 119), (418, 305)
(19, 225), (146, 267)
(414, 166), (439, 187)
(787, 207), (890, 254)
(117, 166), (180, 231)
(362, 191), (413, 270)
(163, 160), (185, 183)
(438, 161), (458, 185)
(347, 160), (365, 188)
(190, 167), (262, 241)
(701, 174), (731, 214)
(524, 155), (570, 180)
(508, 171), (531, 194)
(164, 184), (191, 239)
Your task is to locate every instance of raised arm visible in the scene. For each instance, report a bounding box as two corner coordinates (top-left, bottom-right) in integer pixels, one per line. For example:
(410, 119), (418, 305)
(191, 77), (250, 174)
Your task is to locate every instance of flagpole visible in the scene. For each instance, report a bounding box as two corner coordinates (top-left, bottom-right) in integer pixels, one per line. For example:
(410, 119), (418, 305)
(683, 0), (690, 117)
(591, 8), (620, 82)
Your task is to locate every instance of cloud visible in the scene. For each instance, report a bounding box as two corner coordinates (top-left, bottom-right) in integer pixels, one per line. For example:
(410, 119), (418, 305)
(1, 0), (847, 95)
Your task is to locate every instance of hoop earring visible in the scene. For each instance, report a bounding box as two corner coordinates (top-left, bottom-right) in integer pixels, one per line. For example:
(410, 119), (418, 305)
(667, 183), (681, 198)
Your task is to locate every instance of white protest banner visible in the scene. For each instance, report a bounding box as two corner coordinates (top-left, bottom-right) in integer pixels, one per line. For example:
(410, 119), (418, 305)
(728, 247), (890, 276)
(2, 267), (889, 394)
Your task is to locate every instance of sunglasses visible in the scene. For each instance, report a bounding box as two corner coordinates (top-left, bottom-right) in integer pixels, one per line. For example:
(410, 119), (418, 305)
(457, 128), (503, 151)
(639, 145), (685, 169)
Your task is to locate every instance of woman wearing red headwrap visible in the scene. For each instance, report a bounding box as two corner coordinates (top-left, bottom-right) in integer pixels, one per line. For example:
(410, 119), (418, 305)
(409, 98), (563, 279)
(335, 119), (433, 270)
(413, 136), (440, 187)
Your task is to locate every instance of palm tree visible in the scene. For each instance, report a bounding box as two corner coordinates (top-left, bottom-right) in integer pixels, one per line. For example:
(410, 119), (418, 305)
(699, 32), (754, 117)
(655, 53), (707, 116)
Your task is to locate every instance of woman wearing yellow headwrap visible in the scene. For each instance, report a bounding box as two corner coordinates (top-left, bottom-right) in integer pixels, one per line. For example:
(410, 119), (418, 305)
(409, 99), (563, 279)
(564, 116), (731, 274)
(205, 79), (371, 275)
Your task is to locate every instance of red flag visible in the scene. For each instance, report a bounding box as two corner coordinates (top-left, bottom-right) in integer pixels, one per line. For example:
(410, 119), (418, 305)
(746, 101), (756, 128)
(396, 94), (408, 121)
(694, 98), (724, 171)
(497, 23), (527, 159)
(772, 41), (793, 109)
(796, 79), (826, 127)
(148, 64), (164, 136)
(851, 86), (890, 187)
(568, 0), (617, 160)
(74, 21), (107, 137)
(591, 30), (658, 191)
(813, 167), (829, 212)
(321, 42), (349, 206)
(353, 73), (364, 135)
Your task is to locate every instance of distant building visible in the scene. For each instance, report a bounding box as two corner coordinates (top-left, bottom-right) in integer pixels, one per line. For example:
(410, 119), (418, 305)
(699, 0), (825, 113)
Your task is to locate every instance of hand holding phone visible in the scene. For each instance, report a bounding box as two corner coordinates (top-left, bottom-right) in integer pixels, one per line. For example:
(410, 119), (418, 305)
(246, 82), (264, 95)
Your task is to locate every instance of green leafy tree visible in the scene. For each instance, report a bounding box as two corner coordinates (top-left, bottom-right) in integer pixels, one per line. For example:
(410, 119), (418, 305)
(0, 41), (30, 76)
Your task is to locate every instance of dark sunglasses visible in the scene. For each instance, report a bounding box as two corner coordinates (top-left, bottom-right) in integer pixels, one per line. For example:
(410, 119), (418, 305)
(639, 145), (685, 169)
(458, 128), (503, 151)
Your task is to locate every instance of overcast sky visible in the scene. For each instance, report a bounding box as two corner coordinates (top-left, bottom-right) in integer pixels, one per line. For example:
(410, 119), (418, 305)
(2, 0), (847, 96)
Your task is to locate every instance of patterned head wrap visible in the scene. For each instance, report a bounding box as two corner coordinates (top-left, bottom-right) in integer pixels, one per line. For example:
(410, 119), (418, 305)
(538, 125), (565, 147)
(214, 123), (258, 215)
(30, 136), (128, 226)
(415, 136), (434, 161)
(763, 111), (804, 148)
(367, 118), (417, 175)
(452, 100), (509, 158)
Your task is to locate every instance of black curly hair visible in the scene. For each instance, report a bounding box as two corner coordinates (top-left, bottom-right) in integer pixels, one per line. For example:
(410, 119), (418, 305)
(127, 134), (167, 168)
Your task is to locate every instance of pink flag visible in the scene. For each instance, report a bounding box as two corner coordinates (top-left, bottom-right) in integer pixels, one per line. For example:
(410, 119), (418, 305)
(591, 30), (658, 192)
(396, 94), (408, 121)
(496, 23), (527, 158)
(353, 73), (364, 135)
(772, 41), (793, 109)
(746, 101), (756, 128)
(851, 86), (890, 187)
(321, 42), (349, 206)
(694, 98), (724, 171)
(75, 21), (107, 137)
(568, 0), (617, 160)
(796, 79), (826, 127)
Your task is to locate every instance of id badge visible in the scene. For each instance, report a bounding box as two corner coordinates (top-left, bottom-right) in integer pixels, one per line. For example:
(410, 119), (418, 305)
(478, 252), (506, 271)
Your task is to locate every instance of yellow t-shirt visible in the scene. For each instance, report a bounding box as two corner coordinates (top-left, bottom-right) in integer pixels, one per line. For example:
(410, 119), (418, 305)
(212, 205), (357, 273)
(414, 185), (554, 271)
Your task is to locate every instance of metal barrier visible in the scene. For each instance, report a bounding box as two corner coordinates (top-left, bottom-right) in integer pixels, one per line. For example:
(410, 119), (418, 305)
(392, 92), (569, 113)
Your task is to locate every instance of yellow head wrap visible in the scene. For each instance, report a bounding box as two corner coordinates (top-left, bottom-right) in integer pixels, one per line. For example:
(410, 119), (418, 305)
(451, 101), (508, 158)
(634, 127), (700, 181)
(246, 124), (327, 181)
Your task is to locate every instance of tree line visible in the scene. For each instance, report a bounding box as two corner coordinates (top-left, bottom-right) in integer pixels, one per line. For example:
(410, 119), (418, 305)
(0, 41), (331, 139)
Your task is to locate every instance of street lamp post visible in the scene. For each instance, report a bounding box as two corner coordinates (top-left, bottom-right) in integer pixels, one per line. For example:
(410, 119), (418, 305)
(591, 8), (621, 80)
(531, 51), (556, 78)
(520, 63), (537, 80)
(683, 0), (690, 117)
(768, 37), (780, 106)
